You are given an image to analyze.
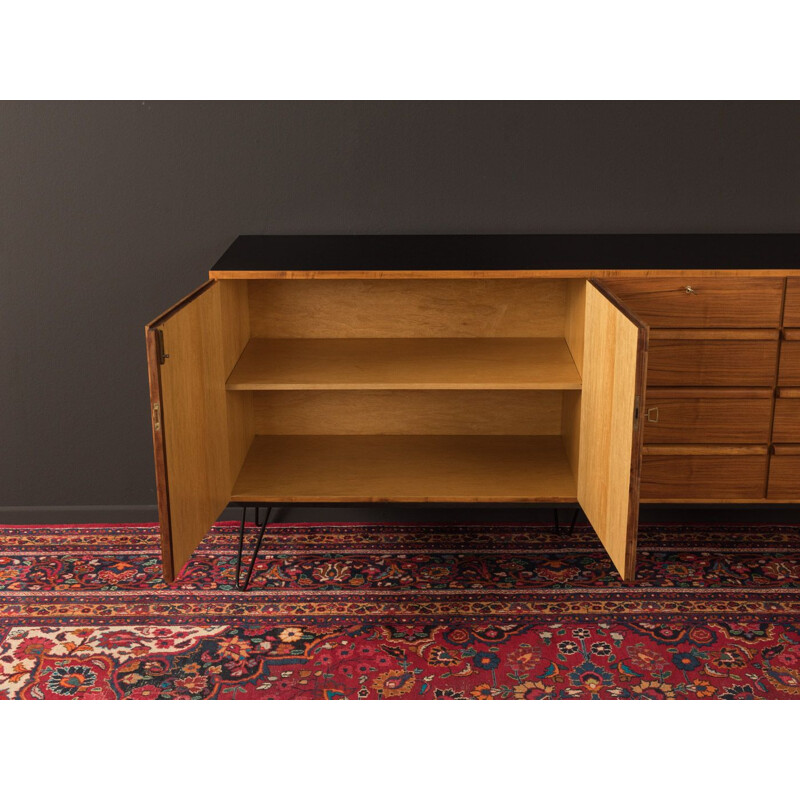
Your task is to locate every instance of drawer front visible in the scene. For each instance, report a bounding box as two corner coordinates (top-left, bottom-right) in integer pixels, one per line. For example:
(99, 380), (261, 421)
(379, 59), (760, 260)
(602, 278), (784, 328)
(768, 454), (800, 499)
(785, 279), (800, 327)
(641, 452), (768, 499)
(773, 397), (800, 442)
(778, 338), (800, 385)
(647, 339), (778, 387)
(643, 393), (772, 444)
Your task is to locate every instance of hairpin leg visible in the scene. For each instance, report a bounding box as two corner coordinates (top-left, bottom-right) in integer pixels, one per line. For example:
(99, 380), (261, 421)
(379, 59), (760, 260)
(554, 507), (580, 535)
(235, 505), (272, 592)
(568, 507), (580, 536)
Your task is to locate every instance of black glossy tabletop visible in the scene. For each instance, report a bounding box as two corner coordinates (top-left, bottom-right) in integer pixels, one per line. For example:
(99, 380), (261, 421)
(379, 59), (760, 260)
(212, 234), (800, 271)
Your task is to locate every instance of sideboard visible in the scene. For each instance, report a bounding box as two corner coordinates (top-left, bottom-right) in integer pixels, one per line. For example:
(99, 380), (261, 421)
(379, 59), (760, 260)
(145, 235), (800, 584)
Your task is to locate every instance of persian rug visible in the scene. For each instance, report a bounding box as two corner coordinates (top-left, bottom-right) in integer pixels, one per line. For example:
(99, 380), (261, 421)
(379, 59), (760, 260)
(0, 522), (799, 699)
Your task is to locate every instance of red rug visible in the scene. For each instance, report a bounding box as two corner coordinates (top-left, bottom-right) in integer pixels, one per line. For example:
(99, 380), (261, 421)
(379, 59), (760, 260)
(1, 522), (799, 699)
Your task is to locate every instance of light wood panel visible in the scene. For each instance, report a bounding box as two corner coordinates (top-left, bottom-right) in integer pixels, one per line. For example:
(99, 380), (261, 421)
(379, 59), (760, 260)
(145, 327), (173, 579)
(641, 448), (768, 499)
(779, 338), (800, 385)
(642, 392), (773, 444)
(248, 279), (569, 338)
(226, 337), (582, 390)
(773, 397), (800, 442)
(253, 390), (566, 436)
(150, 281), (252, 579)
(218, 281), (254, 486)
(648, 339), (778, 386)
(785, 278), (800, 327)
(578, 281), (648, 581)
(213, 269), (800, 280)
(231, 435), (577, 503)
(561, 391), (582, 484)
(599, 277), (784, 328)
(564, 279), (586, 376)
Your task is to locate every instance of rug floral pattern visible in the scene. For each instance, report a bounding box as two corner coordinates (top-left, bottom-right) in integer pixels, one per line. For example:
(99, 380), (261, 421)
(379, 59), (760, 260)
(1, 523), (799, 699)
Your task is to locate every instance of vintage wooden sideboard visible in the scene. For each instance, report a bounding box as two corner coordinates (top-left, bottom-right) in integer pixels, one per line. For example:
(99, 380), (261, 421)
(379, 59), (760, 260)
(146, 235), (800, 584)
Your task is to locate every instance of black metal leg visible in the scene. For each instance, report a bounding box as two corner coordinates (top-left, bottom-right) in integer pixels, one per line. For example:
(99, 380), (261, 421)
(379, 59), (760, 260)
(554, 507), (580, 535)
(568, 507), (580, 536)
(235, 505), (249, 588)
(235, 505), (272, 592)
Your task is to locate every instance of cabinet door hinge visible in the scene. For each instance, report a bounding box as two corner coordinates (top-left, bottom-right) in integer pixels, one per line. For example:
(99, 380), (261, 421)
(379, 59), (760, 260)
(633, 395), (641, 431)
(152, 402), (161, 432)
(155, 329), (169, 365)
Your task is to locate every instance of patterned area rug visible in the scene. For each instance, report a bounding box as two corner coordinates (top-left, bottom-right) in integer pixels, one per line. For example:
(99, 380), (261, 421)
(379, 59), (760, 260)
(1, 522), (799, 699)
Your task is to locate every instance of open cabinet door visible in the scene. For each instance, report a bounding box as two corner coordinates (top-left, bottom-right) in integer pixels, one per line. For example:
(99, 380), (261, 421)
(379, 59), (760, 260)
(578, 280), (649, 580)
(146, 280), (251, 581)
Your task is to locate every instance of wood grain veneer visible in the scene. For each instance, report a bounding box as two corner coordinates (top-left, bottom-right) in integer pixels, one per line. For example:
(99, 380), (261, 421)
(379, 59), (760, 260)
(248, 278), (574, 338)
(641, 446), (769, 499)
(785, 278), (800, 327)
(155, 283), (233, 573)
(252, 390), (569, 436)
(231, 435), (577, 503)
(145, 326), (173, 581)
(767, 450), (800, 499)
(773, 396), (800, 442)
(577, 281), (648, 580)
(213, 269), (800, 280)
(778, 337), (800, 385)
(564, 279), (586, 376)
(226, 337), (582, 391)
(598, 277), (784, 328)
(642, 391), (773, 444)
(148, 280), (253, 578)
(647, 338), (779, 386)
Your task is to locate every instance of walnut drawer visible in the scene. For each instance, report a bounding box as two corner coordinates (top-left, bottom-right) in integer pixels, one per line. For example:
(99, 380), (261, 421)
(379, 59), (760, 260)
(601, 277), (784, 328)
(778, 335), (800, 385)
(768, 447), (800, 499)
(647, 335), (779, 387)
(642, 390), (773, 444)
(784, 279), (800, 327)
(640, 446), (768, 500)
(773, 394), (800, 442)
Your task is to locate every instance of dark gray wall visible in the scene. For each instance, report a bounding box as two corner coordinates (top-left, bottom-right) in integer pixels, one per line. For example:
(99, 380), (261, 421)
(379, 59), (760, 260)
(2, 101), (799, 520)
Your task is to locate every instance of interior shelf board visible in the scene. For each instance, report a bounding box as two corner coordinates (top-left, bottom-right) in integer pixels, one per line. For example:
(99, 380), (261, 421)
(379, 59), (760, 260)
(231, 435), (577, 503)
(226, 338), (582, 391)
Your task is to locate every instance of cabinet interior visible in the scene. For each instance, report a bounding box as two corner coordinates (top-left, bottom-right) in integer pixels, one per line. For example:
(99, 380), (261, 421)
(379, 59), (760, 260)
(221, 278), (587, 502)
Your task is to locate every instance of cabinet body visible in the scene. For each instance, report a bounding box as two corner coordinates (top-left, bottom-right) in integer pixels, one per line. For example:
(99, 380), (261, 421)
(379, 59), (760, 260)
(146, 236), (800, 584)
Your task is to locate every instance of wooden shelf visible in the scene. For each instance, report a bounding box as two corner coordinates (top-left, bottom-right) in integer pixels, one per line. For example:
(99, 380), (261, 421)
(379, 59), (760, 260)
(226, 338), (581, 391)
(231, 435), (577, 503)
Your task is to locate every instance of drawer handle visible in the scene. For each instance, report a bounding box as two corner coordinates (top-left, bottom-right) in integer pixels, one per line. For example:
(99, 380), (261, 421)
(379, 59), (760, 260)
(683, 285), (697, 295)
(645, 407), (659, 423)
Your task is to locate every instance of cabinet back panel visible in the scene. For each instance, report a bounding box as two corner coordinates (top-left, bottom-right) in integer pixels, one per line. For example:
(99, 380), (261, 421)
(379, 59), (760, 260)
(248, 279), (574, 338)
(252, 390), (568, 436)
